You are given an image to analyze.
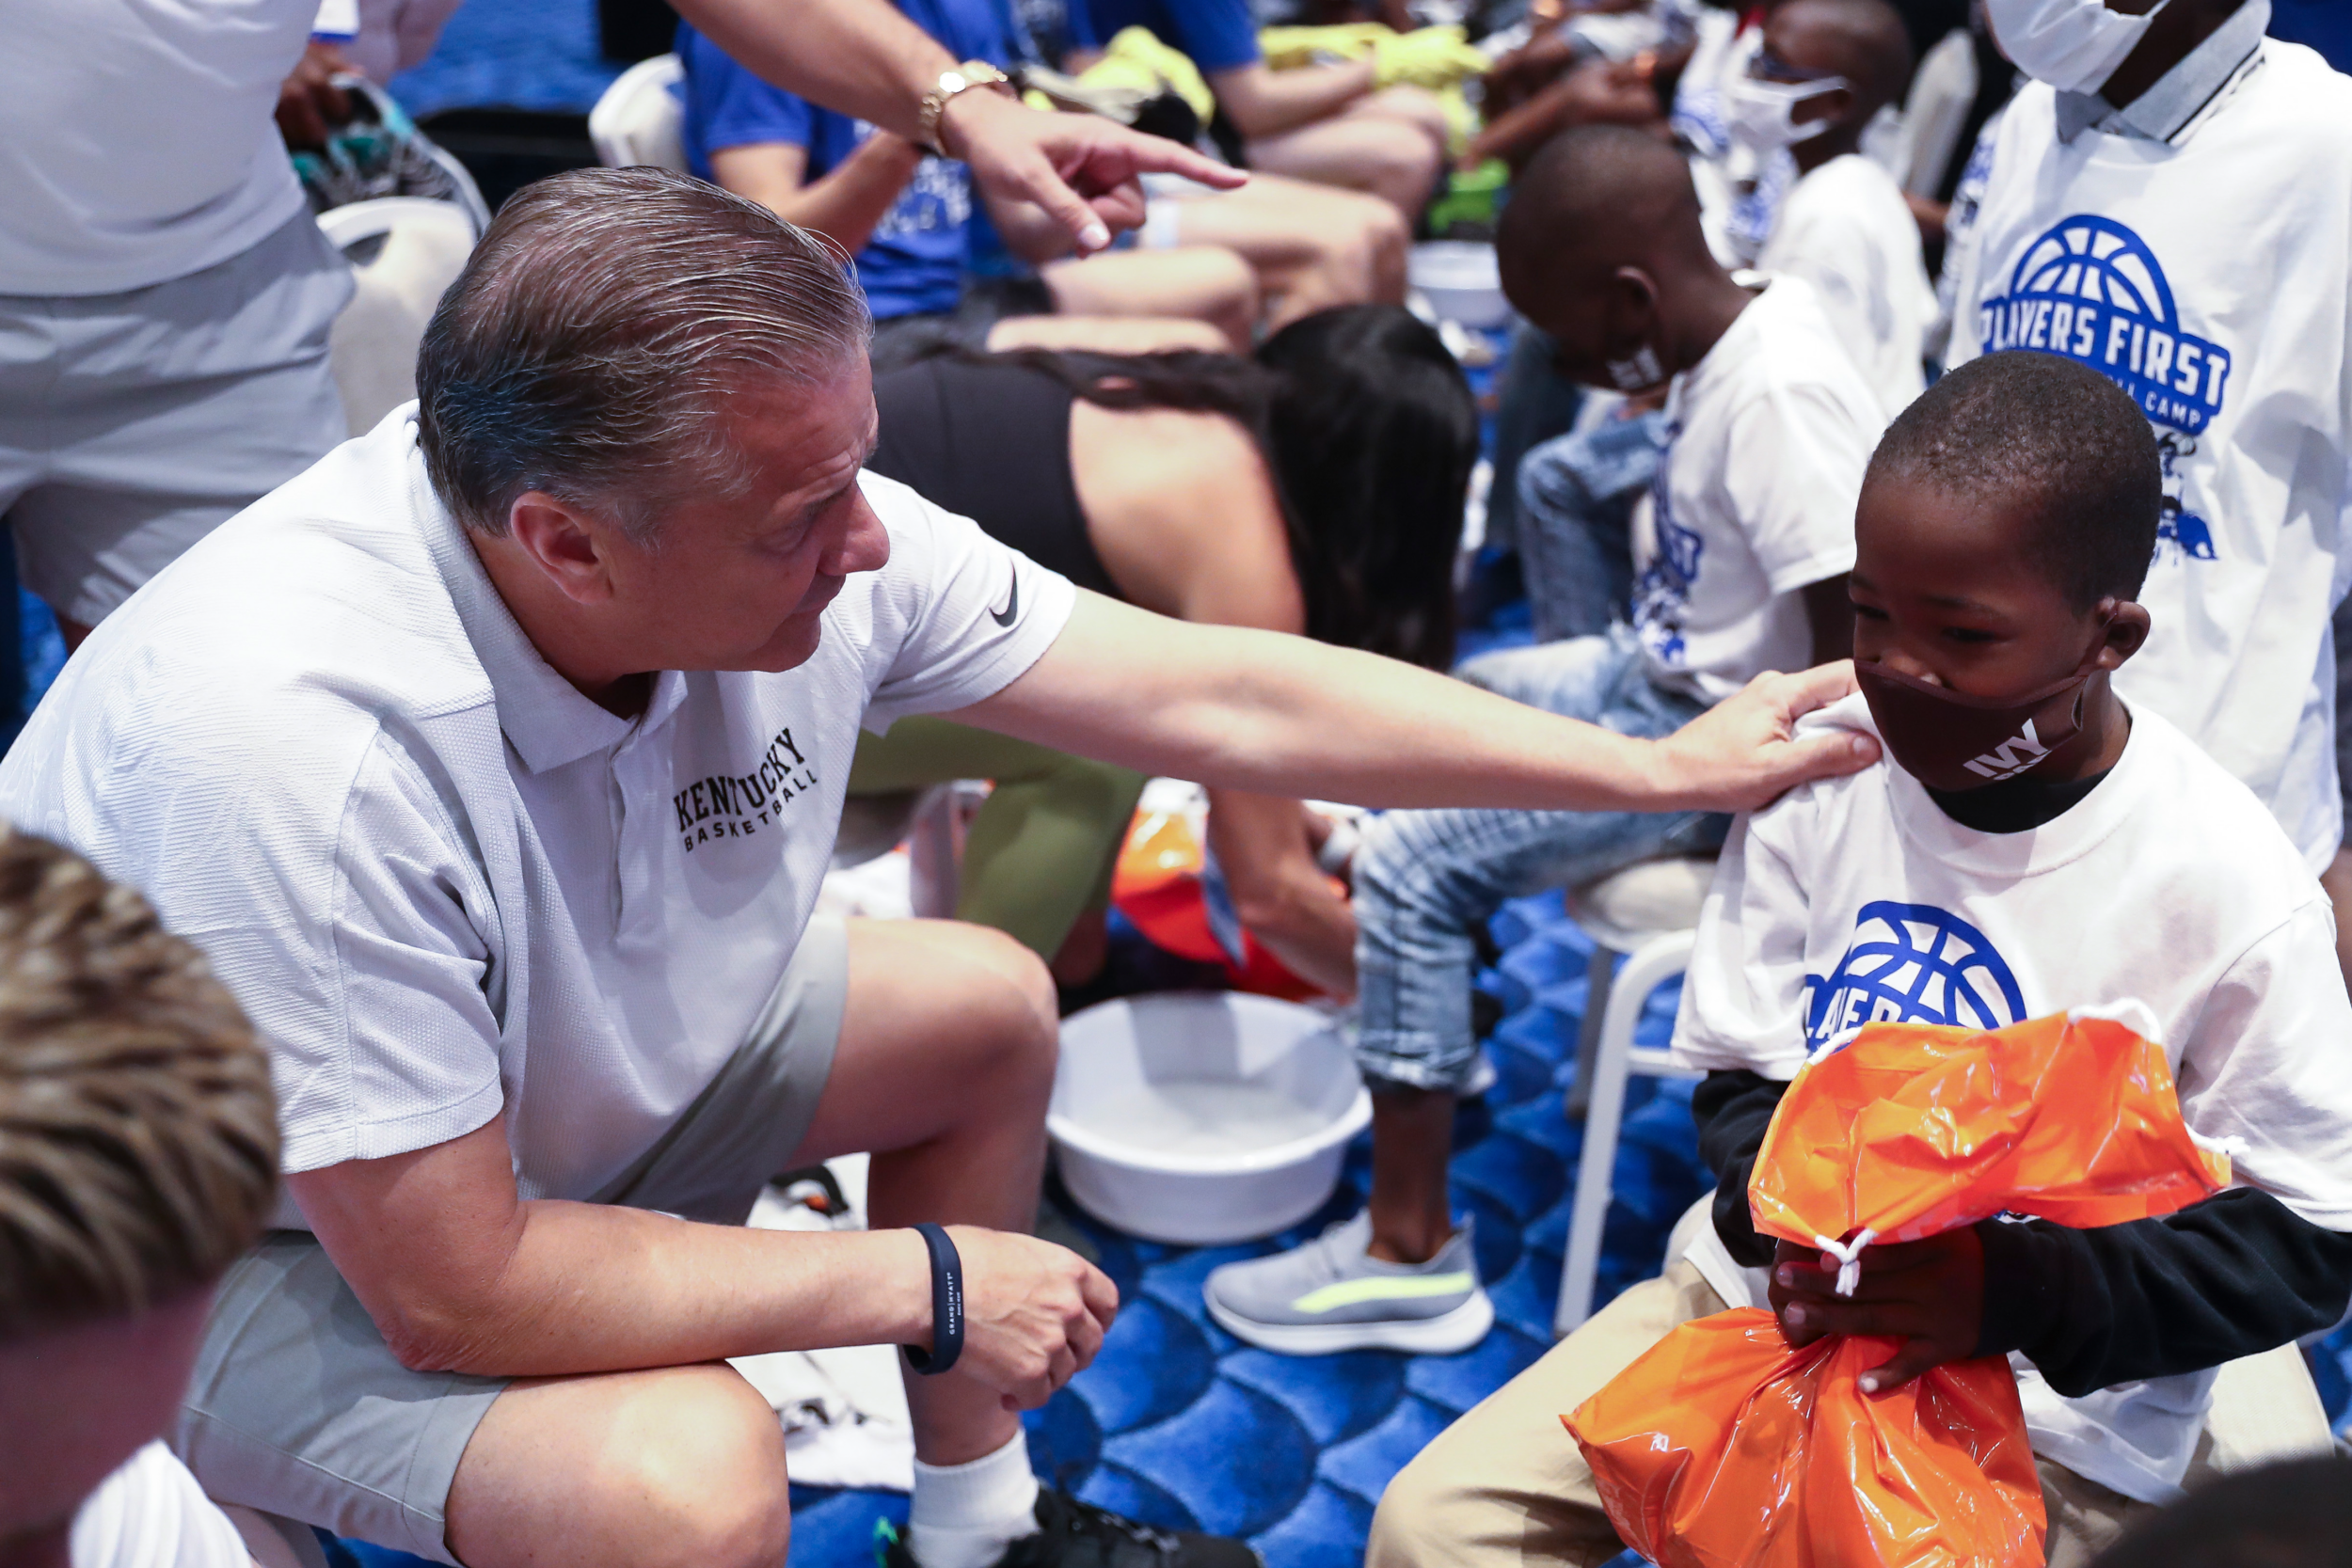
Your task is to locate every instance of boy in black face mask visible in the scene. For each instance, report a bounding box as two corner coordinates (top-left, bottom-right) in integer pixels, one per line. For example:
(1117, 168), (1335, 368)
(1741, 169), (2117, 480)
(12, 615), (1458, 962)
(1366, 349), (2352, 1567)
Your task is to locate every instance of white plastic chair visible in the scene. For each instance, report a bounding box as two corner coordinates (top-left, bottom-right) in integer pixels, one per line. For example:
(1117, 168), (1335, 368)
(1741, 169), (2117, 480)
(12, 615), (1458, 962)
(1555, 854), (1713, 1337)
(590, 54), (690, 172)
(316, 197), (478, 434)
(1900, 28), (1979, 198)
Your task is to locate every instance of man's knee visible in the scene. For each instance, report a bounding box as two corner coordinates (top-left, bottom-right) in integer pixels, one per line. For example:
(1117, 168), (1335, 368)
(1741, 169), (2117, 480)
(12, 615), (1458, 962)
(935, 923), (1059, 1072)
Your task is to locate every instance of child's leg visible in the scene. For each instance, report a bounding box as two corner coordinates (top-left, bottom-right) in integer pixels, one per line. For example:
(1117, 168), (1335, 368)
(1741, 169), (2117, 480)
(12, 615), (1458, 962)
(1366, 1260), (1728, 1568)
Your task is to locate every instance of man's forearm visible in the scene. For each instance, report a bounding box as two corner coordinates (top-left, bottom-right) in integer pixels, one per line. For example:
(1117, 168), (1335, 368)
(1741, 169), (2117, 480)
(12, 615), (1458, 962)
(962, 597), (1666, 813)
(672, 0), (953, 141)
(388, 1199), (931, 1377)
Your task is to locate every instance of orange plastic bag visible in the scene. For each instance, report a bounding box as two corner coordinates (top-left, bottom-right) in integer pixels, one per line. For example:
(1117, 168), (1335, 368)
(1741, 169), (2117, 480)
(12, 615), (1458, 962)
(1564, 1008), (2232, 1568)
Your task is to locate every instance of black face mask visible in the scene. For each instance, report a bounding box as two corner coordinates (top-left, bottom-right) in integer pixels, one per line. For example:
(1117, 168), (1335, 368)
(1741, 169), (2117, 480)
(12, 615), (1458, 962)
(1856, 639), (2108, 793)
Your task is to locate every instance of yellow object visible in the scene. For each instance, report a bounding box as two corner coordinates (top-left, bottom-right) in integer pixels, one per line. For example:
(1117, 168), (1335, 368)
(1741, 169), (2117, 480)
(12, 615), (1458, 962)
(1259, 24), (1489, 89)
(1565, 1008), (2233, 1568)
(1077, 25), (1216, 124)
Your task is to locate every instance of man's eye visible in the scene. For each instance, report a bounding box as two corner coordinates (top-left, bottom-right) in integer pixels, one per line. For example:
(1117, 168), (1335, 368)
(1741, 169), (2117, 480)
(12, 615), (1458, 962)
(1850, 602), (1888, 620)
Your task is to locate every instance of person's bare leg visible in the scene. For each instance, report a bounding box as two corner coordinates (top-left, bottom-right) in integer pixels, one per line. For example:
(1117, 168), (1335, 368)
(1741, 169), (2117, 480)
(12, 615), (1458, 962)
(792, 918), (1061, 1465)
(1157, 178), (1406, 326)
(441, 919), (1061, 1565)
(2322, 847), (2352, 996)
(985, 314), (1228, 356)
(1364, 1085), (1457, 1264)
(1041, 247), (1261, 350)
(1245, 94), (1446, 221)
(446, 1362), (794, 1568)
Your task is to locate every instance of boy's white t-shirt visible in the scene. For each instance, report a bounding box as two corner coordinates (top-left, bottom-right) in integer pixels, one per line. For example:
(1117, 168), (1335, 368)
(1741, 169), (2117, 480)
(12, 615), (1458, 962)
(1631, 276), (1882, 704)
(0, 409), (1076, 1217)
(1945, 42), (2352, 871)
(1672, 694), (2352, 1503)
(71, 1443), (248, 1568)
(0, 0), (315, 294)
(1756, 153), (1935, 420)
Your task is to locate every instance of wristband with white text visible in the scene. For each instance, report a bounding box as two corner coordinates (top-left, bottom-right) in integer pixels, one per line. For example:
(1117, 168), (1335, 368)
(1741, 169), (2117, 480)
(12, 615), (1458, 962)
(901, 1222), (964, 1375)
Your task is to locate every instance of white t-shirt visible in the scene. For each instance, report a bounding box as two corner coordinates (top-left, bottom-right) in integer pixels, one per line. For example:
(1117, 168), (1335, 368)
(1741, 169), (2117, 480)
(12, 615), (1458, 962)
(71, 1444), (248, 1568)
(1945, 43), (2352, 871)
(1631, 276), (1881, 703)
(1673, 694), (2352, 1503)
(1756, 153), (1935, 420)
(1676, 13), (1797, 269)
(0, 0), (315, 294)
(0, 410), (1076, 1212)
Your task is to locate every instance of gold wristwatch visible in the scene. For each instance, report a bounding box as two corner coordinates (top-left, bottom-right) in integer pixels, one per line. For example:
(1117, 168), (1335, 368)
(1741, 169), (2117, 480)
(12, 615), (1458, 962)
(917, 60), (1014, 155)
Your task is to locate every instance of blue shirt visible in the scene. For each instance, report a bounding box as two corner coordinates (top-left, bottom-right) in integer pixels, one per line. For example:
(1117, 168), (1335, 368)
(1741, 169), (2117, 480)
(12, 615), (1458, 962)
(675, 0), (1009, 321)
(1080, 0), (1260, 73)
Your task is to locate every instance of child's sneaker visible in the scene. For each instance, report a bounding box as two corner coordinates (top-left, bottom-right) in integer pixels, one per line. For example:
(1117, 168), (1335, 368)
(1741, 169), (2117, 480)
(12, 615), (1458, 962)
(1201, 1212), (1491, 1354)
(878, 1491), (1261, 1568)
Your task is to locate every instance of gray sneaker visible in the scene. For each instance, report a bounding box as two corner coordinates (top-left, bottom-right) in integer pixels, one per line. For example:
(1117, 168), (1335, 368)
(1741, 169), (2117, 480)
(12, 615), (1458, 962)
(1202, 1212), (1493, 1354)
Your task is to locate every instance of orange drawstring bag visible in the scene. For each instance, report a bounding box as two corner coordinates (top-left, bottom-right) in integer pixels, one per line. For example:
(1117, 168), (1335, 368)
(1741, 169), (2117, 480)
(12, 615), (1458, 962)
(1564, 1006), (2233, 1568)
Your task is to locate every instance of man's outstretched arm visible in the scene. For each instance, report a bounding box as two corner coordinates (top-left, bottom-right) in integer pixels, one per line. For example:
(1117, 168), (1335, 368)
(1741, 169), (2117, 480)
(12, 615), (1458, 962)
(670, 0), (1242, 251)
(954, 592), (1878, 816)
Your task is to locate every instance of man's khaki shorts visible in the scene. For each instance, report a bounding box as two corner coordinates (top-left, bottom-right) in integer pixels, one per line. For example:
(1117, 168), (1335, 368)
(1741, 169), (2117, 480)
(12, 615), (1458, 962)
(174, 917), (850, 1565)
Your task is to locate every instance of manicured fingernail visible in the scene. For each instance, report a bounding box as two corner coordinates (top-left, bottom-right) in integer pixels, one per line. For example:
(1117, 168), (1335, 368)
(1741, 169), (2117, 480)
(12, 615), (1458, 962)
(1079, 222), (1110, 252)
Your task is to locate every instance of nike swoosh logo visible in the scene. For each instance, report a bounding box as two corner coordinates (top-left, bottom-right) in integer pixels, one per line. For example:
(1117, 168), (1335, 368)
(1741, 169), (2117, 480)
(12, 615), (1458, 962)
(990, 572), (1019, 627)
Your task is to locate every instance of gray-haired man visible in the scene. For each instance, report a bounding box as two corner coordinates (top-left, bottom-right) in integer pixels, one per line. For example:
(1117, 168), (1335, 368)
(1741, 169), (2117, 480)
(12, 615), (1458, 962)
(0, 168), (1874, 1568)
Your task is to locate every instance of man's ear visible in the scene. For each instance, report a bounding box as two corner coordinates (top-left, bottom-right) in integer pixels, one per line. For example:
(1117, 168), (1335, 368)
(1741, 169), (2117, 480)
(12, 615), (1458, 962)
(508, 492), (619, 606)
(2095, 598), (2153, 669)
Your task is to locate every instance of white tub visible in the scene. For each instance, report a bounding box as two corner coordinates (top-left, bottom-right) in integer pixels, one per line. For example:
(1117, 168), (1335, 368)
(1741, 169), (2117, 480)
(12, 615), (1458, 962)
(1408, 241), (1509, 329)
(1050, 993), (1371, 1246)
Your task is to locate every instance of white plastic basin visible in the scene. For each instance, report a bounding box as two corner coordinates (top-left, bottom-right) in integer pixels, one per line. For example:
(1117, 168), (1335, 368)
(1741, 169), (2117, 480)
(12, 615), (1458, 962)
(1408, 241), (1509, 329)
(1050, 993), (1371, 1245)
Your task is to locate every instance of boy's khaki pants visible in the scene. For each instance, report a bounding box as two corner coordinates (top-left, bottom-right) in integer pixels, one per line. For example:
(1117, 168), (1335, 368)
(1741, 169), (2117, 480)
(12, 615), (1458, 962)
(1368, 1260), (2334, 1568)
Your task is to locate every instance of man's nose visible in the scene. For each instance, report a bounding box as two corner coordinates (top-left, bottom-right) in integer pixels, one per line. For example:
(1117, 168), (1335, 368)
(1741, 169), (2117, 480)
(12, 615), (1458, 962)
(825, 499), (892, 578)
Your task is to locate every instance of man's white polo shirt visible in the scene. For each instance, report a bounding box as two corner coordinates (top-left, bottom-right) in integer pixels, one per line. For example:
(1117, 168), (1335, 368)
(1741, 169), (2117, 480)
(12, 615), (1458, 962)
(0, 408), (1074, 1223)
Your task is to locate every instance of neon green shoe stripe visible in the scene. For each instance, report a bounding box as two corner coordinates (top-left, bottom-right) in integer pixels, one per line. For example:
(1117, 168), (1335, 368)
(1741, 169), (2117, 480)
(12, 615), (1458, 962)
(1290, 1272), (1476, 1315)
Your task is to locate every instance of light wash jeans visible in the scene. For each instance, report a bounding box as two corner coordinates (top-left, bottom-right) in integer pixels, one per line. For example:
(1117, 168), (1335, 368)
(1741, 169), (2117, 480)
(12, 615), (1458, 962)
(1516, 410), (1669, 645)
(1352, 627), (1728, 1091)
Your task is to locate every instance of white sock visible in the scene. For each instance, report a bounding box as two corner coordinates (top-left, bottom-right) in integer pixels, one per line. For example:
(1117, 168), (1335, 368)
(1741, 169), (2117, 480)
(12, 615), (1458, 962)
(906, 1431), (1043, 1568)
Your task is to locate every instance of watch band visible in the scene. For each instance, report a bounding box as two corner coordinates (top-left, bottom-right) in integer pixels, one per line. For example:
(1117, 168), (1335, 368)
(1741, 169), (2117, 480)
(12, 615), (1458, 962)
(917, 59), (1013, 156)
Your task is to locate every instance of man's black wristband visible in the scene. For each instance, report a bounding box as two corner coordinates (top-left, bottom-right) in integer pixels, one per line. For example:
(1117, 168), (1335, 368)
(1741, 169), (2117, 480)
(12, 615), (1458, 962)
(901, 1222), (964, 1375)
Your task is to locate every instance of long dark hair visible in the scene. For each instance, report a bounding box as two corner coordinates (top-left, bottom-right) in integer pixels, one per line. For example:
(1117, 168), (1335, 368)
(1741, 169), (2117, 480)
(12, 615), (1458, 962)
(992, 306), (1478, 670)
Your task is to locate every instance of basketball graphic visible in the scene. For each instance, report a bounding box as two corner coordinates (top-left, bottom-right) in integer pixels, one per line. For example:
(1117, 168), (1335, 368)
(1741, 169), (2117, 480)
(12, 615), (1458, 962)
(1804, 900), (2026, 1048)
(1977, 215), (2231, 436)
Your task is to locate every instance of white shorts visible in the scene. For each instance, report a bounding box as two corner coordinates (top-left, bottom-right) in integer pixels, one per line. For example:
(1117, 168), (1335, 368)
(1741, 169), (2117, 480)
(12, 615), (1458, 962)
(0, 213), (353, 626)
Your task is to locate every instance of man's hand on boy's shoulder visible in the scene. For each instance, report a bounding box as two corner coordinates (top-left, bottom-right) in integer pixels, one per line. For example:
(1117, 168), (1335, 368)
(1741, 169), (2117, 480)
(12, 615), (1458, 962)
(1769, 1229), (1986, 1393)
(1651, 661), (1880, 814)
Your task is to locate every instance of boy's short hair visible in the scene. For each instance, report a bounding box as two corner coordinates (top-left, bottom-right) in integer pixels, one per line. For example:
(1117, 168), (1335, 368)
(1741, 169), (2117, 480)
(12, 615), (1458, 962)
(0, 832), (276, 1339)
(1870, 351), (2161, 609)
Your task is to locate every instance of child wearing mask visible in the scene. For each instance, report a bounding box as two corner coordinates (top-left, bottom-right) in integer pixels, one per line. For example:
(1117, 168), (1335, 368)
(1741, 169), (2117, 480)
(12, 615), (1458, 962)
(1368, 350), (2352, 1568)
(1945, 0), (2352, 943)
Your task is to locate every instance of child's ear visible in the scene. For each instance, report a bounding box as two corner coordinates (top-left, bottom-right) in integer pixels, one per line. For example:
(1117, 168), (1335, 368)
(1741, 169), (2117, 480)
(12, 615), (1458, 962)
(2094, 598), (2153, 670)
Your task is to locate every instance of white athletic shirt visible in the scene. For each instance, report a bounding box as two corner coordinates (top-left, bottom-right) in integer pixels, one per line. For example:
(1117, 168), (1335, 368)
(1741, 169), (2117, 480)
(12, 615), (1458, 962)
(0, 409), (1075, 1213)
(1756, 153), (1934, 420)
(71, 1444), (248, 1568)
(1673, 694), (2352, 1503)
(1631, 276), (1881, 703)
(0, 0), (316, 295)
(1945, 30), (2352, 871)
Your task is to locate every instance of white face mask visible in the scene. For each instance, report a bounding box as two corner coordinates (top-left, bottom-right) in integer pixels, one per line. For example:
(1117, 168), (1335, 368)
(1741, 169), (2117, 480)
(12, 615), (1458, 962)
(1724, 74), (1850, 152)
(1984, 0), (2171, 94)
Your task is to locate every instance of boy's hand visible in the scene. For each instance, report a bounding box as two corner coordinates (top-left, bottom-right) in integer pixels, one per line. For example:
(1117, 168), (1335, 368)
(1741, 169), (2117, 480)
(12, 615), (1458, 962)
(1768, 1229), (1986, 1393)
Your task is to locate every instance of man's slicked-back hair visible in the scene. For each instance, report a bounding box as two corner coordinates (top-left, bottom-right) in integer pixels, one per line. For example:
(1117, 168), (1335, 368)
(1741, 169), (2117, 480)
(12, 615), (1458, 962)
(0, 832), (277, 1339)
(1870, 352), (2162, 609)
(417, 166), (873, 541)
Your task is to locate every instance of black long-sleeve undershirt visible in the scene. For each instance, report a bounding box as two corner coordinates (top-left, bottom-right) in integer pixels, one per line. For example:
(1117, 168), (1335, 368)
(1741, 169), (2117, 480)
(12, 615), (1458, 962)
(1692, 1068), (2352, 1395)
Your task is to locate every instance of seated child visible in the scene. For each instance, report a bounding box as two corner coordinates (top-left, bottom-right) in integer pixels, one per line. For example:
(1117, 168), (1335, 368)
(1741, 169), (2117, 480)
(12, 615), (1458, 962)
(1367, 350), (2352, 1567)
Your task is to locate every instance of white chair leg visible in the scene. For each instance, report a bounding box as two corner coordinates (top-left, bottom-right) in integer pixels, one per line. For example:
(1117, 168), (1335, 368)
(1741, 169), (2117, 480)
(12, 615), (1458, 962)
(1565, 942), (1617, 1123)
(1556, 929), (1699, 1338)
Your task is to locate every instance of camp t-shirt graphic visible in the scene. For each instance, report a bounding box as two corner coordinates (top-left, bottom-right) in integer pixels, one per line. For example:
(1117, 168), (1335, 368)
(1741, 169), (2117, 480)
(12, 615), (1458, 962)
(1802, 900), (2026, 1051)
(1976, 215), (2231, 564)
(1632, 420), (1705, 670)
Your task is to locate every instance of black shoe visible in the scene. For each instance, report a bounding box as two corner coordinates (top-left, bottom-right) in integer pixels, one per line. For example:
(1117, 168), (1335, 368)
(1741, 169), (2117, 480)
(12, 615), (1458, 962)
(878, 1489), (1262, 1568)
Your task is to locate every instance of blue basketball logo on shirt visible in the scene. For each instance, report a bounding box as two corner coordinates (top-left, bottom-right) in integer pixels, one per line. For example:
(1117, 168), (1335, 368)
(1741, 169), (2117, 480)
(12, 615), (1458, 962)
(1977, 215), (2232, 436)
(1802, 900), (2026, 1049)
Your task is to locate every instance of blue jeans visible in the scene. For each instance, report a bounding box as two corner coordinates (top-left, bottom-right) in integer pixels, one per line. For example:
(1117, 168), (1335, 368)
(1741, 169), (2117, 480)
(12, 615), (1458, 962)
(1352, 628), (1728, 1091)
(1516, 410), (1668, 645)
(1486, 322), (1585, 561)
